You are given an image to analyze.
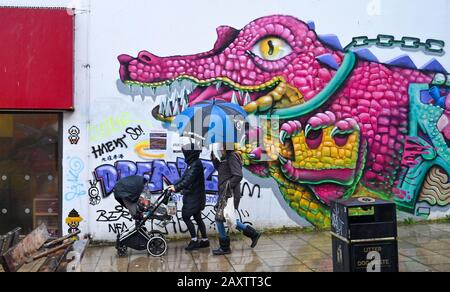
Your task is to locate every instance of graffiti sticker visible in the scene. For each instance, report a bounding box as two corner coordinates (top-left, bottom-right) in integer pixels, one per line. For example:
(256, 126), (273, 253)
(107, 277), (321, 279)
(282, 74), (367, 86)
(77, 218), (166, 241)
(68, 126), (80, 145)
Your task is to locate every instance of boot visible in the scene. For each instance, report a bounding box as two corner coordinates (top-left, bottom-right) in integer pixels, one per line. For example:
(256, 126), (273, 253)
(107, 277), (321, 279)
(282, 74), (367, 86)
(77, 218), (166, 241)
(185, 240), (200, 251)
(243, 226), (261, 248)
(212, 237), (231, 255)
(198, 239), (210, 249)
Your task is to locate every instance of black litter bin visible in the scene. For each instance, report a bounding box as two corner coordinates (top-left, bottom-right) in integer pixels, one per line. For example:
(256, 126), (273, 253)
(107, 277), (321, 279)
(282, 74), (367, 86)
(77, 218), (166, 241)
(330, 197), (398, 272)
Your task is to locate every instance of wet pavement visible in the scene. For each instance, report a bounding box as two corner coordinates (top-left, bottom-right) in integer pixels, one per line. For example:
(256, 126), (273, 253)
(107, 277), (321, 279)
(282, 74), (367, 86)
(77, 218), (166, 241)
(3, 223), (450, 272)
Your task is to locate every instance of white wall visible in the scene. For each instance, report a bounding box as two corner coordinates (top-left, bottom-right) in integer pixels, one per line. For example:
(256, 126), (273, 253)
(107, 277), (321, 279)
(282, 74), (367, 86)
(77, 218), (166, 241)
(2, 0), (450, 240)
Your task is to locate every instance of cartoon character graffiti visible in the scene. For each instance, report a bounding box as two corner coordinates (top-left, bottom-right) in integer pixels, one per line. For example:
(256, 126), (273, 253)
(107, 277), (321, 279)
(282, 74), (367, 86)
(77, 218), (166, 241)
(118, 15), (450, 227)
(66, 209), (83, 239)
(68, 126), (80, 145)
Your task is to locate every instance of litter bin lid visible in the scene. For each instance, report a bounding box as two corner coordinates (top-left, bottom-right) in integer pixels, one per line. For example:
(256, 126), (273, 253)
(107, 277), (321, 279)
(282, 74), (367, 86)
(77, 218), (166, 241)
(331, 197), (395, 208)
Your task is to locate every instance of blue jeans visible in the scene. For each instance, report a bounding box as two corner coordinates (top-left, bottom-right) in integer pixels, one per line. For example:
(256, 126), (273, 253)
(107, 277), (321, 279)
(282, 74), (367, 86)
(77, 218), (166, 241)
(216, 220), (247, 240)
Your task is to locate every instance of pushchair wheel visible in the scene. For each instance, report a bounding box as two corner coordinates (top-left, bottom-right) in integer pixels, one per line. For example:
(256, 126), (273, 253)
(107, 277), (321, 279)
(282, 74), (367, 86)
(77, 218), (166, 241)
(117, 245), (128, 257)
(146, 236), (167, 257)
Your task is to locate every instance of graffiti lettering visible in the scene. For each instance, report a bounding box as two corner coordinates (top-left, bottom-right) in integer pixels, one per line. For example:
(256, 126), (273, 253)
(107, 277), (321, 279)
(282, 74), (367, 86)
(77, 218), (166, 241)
(108, 222), (130, 234)
(89, 112), (133, 143)
(91, 135), (128, 159)
(241, 182), (261, 198)
(96, 205), (132, 222)
(94, 159), (218, 197)
(97, 202), (252, 235)
(126, 125), (145, 141)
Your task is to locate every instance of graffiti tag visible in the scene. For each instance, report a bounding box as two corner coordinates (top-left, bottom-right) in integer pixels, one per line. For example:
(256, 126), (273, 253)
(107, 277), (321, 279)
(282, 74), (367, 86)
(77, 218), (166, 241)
(91, 135), (128, 159)
(65, 157), (86, 201)
(96, 205), (133, 222)
(126, 125), (145, 141)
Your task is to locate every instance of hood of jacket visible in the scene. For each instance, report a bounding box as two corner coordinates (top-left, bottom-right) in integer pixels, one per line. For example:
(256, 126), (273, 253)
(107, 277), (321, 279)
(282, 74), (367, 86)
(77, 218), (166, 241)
(182, 149), (201, 165)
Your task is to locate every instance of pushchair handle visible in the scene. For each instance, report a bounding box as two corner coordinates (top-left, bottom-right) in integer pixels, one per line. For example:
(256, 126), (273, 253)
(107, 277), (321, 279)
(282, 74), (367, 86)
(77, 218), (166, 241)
(163, 188), (173, 195)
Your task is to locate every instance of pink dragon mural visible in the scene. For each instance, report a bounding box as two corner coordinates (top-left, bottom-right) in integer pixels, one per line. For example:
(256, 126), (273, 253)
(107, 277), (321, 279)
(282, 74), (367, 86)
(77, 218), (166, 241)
(118, 15), (450, 228)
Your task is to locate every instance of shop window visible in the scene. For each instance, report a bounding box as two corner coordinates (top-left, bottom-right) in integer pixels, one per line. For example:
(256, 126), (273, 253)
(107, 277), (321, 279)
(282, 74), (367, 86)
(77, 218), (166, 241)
(0, 113), (61, 236)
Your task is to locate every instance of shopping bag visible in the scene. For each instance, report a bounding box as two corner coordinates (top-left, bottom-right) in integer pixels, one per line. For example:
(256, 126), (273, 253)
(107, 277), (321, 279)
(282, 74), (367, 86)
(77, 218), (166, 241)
(224, 197), (238, 230)
(214, 180), (233, 222)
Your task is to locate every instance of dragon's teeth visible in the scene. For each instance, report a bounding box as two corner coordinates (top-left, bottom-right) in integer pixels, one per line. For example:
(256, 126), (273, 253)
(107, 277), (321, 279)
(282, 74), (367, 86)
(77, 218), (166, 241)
(147, 87), (153, 99)
(159, 97), (165, 115)
(236, 92), (244, 103)
(173, 98), (180, 115)
(180, 96), (187, 112)
(164, 99), (173, 117)
(244, 92), (251, 106)
(216, 81), (222, 91)
(179, 86), (186, 98)
(187, 80), (196, 93)
(231, 91), (239, 104)
(170, 90), (178, 103)
(153, 79), (199, 117)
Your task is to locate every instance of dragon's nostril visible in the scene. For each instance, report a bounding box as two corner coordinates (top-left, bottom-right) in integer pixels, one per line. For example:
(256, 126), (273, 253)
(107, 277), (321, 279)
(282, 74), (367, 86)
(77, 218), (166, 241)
(138, 51), (154, 64)
(306, 129), (323, 149)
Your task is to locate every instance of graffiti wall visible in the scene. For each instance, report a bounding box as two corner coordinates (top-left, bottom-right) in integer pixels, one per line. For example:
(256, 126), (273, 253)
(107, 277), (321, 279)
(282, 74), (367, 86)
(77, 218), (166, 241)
(57, 0), (450, 240)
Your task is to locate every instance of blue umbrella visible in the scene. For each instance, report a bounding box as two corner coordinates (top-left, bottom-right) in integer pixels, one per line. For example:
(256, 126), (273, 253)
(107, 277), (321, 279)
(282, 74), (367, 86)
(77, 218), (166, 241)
(173, 100), (247, 147)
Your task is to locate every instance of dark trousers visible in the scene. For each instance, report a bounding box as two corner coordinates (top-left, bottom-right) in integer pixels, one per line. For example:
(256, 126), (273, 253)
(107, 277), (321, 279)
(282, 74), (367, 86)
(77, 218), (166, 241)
(182, 211), (207, 239)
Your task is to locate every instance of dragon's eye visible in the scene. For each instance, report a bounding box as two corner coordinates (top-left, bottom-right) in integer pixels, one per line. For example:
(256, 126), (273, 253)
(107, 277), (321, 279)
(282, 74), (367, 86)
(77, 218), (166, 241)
(252, 37), (292, 61)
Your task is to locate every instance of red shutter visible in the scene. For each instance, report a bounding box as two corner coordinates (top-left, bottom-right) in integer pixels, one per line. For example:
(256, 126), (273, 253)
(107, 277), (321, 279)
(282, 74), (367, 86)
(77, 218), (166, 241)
(0, 7), (74, 110)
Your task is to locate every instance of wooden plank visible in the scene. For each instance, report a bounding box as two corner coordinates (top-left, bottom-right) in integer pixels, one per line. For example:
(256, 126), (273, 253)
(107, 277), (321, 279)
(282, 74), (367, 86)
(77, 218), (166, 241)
(37, 245), (72, 273)
(2, 224), (50, 272)
(0, 235), (5, 268)
(44, 230), (80, 248)
(0, 232), (13, 255)
(10, 228), (22, 247)
(57, 239), (90, 272)
(26, 241), (73, 263)
(0, 235), (5, 255)
(72, 239), (90, 259)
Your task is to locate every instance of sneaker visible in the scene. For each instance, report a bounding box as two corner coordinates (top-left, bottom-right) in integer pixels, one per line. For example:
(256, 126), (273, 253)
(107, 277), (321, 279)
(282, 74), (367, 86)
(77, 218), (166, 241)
(198, 240), (210, 249)
(185, 240), (200, 251)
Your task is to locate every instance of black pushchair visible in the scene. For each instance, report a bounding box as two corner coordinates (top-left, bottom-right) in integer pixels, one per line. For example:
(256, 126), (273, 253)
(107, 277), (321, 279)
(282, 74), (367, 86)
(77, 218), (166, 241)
(115, 189), (174, 257)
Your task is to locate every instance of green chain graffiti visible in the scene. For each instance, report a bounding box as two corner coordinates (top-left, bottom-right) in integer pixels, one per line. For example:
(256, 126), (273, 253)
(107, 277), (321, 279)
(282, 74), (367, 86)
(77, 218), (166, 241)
(344, 34), (445, 54)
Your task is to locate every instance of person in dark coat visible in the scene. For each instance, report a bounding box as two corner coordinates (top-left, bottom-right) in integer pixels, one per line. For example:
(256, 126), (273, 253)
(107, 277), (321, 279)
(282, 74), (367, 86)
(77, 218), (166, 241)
(113, 175), (148, 219)
(211, 148), (261, 255)
(169, 146), (209, 251)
